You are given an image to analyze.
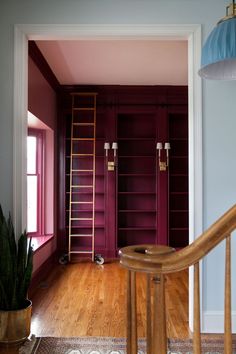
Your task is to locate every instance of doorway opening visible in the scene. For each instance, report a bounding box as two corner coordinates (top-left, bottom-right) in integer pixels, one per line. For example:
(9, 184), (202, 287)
(14, 23), (202, 332)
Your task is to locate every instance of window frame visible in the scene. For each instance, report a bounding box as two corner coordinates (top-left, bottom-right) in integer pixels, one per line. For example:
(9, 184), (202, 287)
(27, 128), (45, 236)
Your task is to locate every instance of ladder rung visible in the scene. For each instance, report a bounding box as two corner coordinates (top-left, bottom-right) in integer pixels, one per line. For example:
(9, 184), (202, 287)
(72, 169), (93, 172)
(71, 154), (93, 156)
(71, 138), (95, 141)
(70, 234), (93, 237)
(71, 218), (93, 220)
(73, 123), (94, 126)
(66, 191), (93, 194)
(71, 185), (93, 188)
(70, 251), (93, 254)
(71, 202), (93, 205)
(73, 108), (95, 111)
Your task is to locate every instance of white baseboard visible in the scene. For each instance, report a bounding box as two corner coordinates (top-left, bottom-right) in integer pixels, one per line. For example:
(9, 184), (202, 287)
(202, 311), (236, 333)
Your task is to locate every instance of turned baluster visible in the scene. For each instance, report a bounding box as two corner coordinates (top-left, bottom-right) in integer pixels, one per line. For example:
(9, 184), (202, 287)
(224, 235), (232, 354)
(127, 270), (137, 354)
(193, 262), (201, 354)
(146, 274), (152, 354)
(152, 273), (167, 354)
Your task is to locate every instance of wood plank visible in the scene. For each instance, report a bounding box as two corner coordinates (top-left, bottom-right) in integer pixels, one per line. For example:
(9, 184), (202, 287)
(30, 261), (190, 338)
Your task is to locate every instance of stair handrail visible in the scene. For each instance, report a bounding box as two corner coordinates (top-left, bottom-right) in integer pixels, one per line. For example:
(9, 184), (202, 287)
(120, 203), (236, 274)
(119, 203), (236, 354)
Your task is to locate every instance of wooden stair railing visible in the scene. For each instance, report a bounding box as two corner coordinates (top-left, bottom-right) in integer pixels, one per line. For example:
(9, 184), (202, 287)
(119, 204), (236, 354)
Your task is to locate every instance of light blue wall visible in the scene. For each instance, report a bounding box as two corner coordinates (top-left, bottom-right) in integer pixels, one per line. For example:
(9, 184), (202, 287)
(0, 0), (235, 325)
(203, 79), (236, 313)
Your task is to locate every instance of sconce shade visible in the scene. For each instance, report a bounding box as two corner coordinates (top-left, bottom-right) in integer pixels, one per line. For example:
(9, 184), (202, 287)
(156, 142), (163, 150)
(164, 142), (171, 150)
(199, 17), (236, 80)
(104, 142), (110, 150)
(112, 142), (118, 150)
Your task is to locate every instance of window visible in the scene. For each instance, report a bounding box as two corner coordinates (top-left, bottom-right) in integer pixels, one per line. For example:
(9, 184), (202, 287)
(27, 130), (44, 235)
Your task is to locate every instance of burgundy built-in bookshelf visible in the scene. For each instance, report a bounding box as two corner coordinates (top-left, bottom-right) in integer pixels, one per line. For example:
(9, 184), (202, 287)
(168, 106), (188, 248)
(117, 113), (157, 248)
(58, 86), (188, 259)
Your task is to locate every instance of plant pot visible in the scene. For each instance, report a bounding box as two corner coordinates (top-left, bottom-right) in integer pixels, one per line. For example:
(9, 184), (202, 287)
(0, 300), (32, 344)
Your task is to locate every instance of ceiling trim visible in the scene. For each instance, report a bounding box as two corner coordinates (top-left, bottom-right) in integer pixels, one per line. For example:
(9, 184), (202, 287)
(17, 23), (198, 40)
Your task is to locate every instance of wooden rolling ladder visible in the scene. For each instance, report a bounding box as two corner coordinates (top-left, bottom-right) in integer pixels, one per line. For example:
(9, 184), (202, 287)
(68, 93), (97, 262)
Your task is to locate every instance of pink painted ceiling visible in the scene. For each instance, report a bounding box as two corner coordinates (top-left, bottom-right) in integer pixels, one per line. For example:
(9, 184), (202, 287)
(36, 40), (188, 86)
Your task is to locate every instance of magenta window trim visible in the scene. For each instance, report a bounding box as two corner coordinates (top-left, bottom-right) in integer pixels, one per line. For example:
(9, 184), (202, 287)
(27, 128), (45, 237)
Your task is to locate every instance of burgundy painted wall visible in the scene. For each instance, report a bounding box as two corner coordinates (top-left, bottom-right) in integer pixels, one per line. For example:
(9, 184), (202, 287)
(28, 57), (58, 275)
(28, 57), (57, 130)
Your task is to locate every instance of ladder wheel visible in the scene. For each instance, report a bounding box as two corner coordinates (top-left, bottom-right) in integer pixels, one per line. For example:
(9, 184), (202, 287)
(59, 254), (68, 265)
(95, 254), (104, 265)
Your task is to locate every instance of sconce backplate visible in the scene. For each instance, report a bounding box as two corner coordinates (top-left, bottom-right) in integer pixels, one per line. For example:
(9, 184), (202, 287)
(108, 161), (115, 171)
(159, 162), (167, 171)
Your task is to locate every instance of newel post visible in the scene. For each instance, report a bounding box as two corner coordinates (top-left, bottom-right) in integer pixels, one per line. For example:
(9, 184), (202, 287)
(119, 244), (175, 354)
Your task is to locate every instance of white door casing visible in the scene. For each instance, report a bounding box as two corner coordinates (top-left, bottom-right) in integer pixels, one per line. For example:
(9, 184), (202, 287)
(14, 23), (202, 332)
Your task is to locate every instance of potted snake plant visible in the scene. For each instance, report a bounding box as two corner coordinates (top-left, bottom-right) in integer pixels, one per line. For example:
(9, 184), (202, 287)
(0, 205), (33, 344)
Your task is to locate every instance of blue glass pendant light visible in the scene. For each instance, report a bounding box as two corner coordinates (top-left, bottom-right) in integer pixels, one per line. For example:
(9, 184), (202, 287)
(199, 0), (236, 80)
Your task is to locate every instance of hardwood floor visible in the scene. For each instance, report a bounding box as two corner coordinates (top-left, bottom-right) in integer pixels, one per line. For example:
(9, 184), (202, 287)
(30, 260), (190, 339)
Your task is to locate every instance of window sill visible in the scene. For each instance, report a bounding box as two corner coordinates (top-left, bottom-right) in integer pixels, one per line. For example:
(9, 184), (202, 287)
(30, 235), (54, 253)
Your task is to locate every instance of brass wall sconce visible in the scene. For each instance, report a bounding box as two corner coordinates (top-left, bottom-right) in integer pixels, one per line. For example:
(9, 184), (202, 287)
(156, 142), (171, 171)
(104, 142), (118, 171)
(104, 142), (110, 156)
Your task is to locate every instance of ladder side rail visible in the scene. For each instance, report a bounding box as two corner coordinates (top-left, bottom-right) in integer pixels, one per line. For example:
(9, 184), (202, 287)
(91, 94), (96, 262)
(68, 95), (75, 262)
